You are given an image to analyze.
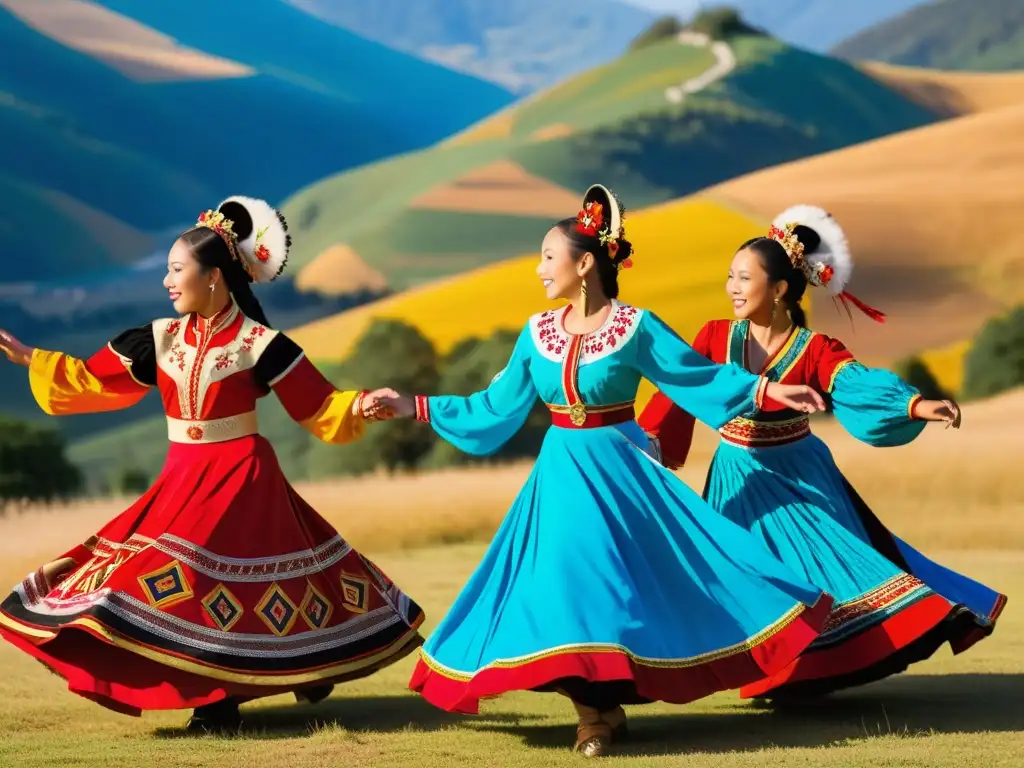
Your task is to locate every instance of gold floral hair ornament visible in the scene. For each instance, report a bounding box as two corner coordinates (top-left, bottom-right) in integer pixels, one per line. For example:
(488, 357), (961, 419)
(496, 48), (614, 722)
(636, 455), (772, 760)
(575, 184), (633, 271)
(195, 196), (290, 283)
(767, 223), (806, 272)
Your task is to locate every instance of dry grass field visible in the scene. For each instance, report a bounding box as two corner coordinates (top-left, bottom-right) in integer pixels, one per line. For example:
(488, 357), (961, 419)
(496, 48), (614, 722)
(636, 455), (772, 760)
(862, 62), (1024, 116)
(0, 390), (1021, 766)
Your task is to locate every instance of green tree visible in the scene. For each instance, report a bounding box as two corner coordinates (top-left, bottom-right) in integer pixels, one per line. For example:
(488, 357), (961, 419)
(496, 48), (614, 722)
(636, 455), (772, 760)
(891, 355), (951, 401)
(421, 328), (549, 470)
(305, 319), (440, 477)
(962, 304), (1024, 401)
(0, 417), (81, 512)
(688, 6), (761, 39)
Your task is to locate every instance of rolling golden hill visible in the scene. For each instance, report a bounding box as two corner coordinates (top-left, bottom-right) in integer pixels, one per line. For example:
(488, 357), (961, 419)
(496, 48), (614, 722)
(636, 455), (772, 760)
(291, 99), (1024, 399)
(705, 101), (1024, 372)
(289, 198), (764, 407)
(862, 62), (1024, 116)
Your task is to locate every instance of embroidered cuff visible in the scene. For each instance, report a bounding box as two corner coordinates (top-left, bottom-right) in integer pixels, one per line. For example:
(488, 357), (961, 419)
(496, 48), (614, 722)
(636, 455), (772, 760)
(754, 376), (770, 410)
(414, 395), (430, 423)
(907, 393), (923, 420)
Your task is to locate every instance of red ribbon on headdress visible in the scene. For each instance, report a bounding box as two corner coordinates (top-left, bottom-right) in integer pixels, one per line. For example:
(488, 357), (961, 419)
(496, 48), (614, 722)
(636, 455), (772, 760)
(836, 291), (886, 324)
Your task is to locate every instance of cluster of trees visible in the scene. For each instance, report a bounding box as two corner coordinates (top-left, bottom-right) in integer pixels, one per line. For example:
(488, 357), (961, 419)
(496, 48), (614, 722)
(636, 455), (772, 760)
(630, 7), (761, 51)
(0, 417), (81, 512)
(300, 319), (549, 478)
(961, 304), (1024, 401)
(8, 300), (1023, 501)
(890, 302), (1024, 404)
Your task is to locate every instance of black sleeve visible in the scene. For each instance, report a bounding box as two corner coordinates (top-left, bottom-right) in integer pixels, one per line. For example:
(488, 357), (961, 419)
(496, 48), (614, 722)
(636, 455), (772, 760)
(108, 325), (157, 387)
(252, 333), (305, 390)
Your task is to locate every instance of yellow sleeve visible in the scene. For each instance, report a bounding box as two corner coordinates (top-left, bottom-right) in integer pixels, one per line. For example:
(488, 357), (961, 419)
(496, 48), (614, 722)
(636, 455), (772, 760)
(29, 348), (150, 416)
(297, 389), (367, 445)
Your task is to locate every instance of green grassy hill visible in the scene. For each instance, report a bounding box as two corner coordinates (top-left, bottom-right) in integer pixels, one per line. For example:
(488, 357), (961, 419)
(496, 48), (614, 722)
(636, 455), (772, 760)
(832, 0), (1024, 71)
(282, 34), (942, 295)
(57, 31), (952, 479)
(0, 0), (512, 282)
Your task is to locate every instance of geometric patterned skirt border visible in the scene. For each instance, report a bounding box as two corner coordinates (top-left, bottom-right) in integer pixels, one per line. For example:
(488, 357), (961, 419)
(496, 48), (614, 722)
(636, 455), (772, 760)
(0, 533), (426, 716)
(738, 574), (1006, 699)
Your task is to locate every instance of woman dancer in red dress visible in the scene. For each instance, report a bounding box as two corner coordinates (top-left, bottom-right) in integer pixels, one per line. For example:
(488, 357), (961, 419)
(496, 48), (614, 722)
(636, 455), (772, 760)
(637, 205), (1004, 701)
(0, 196), (424, 732)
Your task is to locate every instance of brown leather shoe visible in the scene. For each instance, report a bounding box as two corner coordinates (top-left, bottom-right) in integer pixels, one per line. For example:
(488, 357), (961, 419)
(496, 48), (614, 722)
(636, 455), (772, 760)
(574, 722), (613, 757)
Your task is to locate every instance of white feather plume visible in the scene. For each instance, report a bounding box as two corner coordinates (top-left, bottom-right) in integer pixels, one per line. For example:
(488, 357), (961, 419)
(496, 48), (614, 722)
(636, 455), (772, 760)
(218, 195), (290, 283)
(772, 204), (852, 295)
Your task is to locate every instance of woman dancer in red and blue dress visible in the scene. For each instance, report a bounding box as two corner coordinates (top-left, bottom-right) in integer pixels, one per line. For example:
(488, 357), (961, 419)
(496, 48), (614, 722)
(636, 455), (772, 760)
(638, 205), (1007, 702)
(0, 197), (424, 732)
(370, 185), (839, 757)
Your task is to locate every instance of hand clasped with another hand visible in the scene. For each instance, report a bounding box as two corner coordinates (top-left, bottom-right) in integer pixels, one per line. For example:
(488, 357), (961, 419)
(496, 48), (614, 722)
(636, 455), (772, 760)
(360, 388), (415, 422)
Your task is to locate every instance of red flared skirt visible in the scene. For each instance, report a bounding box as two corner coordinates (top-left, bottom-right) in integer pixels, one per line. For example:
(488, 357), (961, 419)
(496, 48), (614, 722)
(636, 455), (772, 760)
(0, 436), (425, 716)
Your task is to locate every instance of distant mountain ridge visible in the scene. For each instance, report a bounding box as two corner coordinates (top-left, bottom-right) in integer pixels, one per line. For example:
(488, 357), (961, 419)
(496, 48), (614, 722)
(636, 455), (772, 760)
(831, 0), (1024, 71)
(289, 0), (935, 92)
(287, 0), (657, 93)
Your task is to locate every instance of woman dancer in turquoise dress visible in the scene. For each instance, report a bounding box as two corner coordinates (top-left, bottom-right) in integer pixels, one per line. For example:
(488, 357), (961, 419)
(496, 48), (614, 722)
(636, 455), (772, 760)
(367, 185), (838, 757)
(638, 204), (1007, 702)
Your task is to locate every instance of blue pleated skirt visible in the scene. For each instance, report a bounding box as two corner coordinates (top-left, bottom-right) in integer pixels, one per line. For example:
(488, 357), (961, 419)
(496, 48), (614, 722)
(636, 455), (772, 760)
(409, 422), (833, 714)
(703, 433), (1006, 698)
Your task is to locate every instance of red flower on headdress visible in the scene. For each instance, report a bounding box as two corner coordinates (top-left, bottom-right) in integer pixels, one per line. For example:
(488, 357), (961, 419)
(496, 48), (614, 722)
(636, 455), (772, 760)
(620, 258), (633, 270)
(254, 244), (271, 263)
(817, 264), (834, 286)
(575, 202), (604, 237)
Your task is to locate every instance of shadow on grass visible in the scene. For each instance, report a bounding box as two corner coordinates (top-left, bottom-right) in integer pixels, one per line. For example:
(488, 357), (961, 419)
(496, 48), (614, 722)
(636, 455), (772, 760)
(152, 692), (542, 740)
(471, 673), (1024, 756)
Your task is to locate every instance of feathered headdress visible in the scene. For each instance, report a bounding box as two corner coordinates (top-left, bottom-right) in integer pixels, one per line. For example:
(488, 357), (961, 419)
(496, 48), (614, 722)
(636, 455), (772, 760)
(195, 195), (290, 283)
(574, 184), (633, 271)
(770, 204), (884, 323)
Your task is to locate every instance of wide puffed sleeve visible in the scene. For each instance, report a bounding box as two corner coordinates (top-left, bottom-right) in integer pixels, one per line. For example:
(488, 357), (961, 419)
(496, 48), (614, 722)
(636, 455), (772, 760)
(28, 325), (155, 416)
(636, 320), (719, 469)
(814, 336), (926, 447)
(414, 324), (538, 456)
(635, 312), (763, 432)
(253, 333), (366, 445)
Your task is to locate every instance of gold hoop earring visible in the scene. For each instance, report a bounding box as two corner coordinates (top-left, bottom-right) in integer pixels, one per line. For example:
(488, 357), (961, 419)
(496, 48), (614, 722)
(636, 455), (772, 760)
(209, 284), (215, 292)
(580, 280), (589, 314)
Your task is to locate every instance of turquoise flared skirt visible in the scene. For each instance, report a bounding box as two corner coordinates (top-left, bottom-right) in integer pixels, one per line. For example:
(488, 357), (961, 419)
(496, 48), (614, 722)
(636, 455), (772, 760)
(409, 422), (833, 714)
(703, 433), (1006, 698)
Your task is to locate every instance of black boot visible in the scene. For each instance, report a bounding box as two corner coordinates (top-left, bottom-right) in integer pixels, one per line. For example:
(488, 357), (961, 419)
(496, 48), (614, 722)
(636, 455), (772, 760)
(294, 684), (334, 705)
(186, 697), (242, 734)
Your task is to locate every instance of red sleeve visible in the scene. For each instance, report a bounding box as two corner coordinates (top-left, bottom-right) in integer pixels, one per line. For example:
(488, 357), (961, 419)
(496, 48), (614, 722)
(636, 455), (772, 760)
(636, 321), (716, 470)
(812, 335), (856, 394)
(270, 355), (339, 423)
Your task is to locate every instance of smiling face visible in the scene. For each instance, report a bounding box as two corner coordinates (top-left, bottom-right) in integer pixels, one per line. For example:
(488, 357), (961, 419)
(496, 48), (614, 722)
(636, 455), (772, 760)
(536, 225), (589, 302)
(726, 246), (784, 321)
(164, 237), (216, 316)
